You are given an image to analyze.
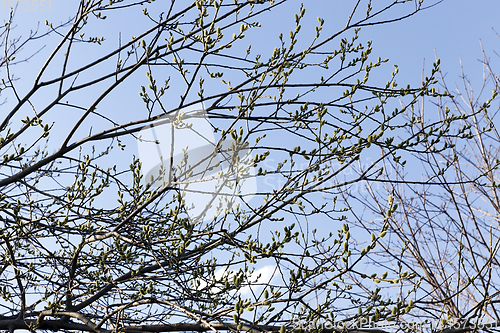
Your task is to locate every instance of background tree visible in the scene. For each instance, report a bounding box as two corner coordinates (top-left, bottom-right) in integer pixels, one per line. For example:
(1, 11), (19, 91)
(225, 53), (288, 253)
(342, 36), (500, 331)
(0, 1), (489, 333)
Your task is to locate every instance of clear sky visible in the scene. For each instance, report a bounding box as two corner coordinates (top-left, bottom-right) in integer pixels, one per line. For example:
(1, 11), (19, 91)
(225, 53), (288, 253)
(361, 0), (500, 90)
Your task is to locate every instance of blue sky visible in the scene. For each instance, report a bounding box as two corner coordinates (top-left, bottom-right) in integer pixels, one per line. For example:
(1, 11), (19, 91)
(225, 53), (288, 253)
(362, 0), (500, 89)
